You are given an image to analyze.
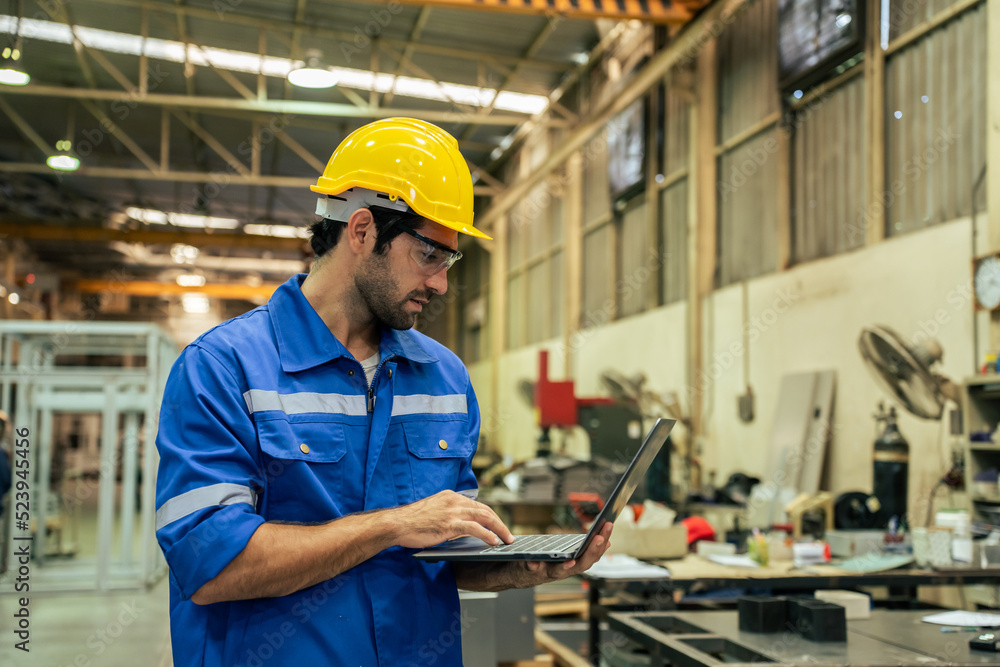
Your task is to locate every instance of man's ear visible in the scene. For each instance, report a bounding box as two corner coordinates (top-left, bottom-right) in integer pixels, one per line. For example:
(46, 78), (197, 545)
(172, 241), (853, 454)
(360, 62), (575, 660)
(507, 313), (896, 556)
(345, 208), (375, 255)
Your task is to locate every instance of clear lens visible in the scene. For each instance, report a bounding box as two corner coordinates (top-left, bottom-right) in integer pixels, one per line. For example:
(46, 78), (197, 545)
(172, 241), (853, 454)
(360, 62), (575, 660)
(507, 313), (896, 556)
(397, 226), (461, 275)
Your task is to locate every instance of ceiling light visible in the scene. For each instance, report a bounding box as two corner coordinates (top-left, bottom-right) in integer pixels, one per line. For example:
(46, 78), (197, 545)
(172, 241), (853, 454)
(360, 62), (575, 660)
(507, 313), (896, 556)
(8, 292), (19, 305)
(126, 207), (238, 229)
(177, 274), (207, 287)
(288, 49), (337, 89)
(46, 154), (80, 171)
(181, 293), (210, 314)
(835, 13), (852, 28)
(244, 223), (310, 239)
(0, 66), (28, 85)
(170, 243), (199, 264)
(168, 213), (239, 229)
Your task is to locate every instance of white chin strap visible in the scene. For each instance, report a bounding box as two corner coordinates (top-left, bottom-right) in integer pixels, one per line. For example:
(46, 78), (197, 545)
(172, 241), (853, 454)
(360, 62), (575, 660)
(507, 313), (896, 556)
(315, 187), (412, 222)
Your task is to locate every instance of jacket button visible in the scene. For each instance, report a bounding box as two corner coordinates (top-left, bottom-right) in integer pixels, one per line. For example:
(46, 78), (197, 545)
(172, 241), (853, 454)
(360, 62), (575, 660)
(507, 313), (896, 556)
(300, 443), (310, 454)
(438, 440), (448, 450)
(348, 369), (355, 376)
(388, 368), (393, 378)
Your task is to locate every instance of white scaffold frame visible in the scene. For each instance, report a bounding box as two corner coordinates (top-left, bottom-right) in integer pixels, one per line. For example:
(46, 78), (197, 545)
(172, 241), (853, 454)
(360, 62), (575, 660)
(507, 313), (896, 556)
(0, 321), (177, 593)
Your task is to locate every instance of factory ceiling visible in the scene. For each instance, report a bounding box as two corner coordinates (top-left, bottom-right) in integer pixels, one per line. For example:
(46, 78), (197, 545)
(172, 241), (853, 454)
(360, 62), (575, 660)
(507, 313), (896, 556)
(0, 0), (708, 316)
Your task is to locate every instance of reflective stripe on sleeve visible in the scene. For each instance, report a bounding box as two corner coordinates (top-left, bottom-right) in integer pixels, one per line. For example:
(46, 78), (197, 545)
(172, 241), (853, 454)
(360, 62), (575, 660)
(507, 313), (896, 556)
(155, 482), (258, 531)
(242, 389), (368, 416)
(390, 394), (467, 417)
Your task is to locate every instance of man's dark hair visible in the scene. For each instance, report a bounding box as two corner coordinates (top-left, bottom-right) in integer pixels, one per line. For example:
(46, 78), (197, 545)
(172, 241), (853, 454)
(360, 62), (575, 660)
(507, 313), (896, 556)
(309, 205), (424, 258)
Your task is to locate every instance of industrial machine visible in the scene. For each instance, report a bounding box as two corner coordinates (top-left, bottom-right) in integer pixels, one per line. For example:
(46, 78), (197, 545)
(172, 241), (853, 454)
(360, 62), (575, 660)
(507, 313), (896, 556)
(526, 350), (673, 503)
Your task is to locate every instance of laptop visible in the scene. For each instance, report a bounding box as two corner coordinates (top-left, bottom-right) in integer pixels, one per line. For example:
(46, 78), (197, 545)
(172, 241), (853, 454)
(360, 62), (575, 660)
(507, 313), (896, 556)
(413, 418), (675, 562)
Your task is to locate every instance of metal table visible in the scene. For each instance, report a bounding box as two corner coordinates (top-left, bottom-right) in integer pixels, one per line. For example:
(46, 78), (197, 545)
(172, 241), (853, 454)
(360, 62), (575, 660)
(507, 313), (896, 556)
(606, 609), (1000, 666)
(582, 558), (1000, 666)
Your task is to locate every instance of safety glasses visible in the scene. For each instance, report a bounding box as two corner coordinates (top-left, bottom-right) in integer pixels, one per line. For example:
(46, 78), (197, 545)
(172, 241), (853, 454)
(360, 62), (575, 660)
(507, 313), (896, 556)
(394, 224), (462, 276)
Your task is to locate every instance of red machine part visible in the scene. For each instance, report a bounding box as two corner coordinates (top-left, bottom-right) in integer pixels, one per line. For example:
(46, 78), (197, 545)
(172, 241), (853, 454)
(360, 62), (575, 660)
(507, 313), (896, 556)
(534, 350), (613, 428)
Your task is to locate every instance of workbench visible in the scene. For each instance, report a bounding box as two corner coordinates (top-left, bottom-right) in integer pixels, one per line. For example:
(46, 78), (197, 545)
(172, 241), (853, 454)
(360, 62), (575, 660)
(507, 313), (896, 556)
(607, 609), (1000, 666)
(582, 555), (1000, 666)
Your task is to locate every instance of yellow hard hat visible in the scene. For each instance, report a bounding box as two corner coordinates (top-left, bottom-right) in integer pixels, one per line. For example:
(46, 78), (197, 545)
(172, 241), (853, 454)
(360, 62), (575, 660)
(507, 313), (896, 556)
(311, 117), (491, 240)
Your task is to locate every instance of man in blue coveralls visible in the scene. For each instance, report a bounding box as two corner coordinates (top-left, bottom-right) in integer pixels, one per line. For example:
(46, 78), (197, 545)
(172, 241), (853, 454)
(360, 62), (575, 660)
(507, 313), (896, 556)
(154, 117), (612, 666)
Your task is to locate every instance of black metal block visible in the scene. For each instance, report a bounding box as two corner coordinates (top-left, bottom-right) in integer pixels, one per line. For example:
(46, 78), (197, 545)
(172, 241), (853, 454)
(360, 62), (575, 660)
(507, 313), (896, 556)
(793, 600), (847, 642)
(738, 595), (787, 633)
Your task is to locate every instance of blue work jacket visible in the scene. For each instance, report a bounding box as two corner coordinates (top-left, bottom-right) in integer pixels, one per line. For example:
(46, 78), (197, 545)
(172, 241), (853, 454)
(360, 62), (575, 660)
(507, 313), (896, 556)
(155, 273), (480, 666)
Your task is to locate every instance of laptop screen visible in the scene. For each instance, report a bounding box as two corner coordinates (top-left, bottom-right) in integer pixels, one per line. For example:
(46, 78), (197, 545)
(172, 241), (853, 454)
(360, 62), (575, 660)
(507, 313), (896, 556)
(574, 418), (675, 556)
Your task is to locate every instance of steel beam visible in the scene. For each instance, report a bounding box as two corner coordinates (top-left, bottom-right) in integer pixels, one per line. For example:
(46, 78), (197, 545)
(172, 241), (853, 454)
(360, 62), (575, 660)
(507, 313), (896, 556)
(0, 97), (54, 156)
(461, 17), (559, 140)
(0, 221), (305, 251)
(79, 99), (159, 171)
(73, 279), (281, 300)
(383, 5), (432, 107)
(0, 84), (550, 126)
(0, 160), (497, 195)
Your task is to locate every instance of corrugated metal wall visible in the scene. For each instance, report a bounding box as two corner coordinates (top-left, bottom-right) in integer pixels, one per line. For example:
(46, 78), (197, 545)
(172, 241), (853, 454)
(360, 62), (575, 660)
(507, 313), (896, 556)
(620, 200), (650, 318)
(582, 224), (612, 327)
(717, 129), (780, 285)
(526, 261), (549, 344)
(660, 180), (689, 303)
(889, 0), (967, 39)
(663, 85), (691, 176)
(583, 129), (612, 226)
(507, 273), (524, 349)
(717, 0), (780, 143)
(792, 75), (867, 262)
(716, 0), (781, 286)
(885, 5), (986, 236)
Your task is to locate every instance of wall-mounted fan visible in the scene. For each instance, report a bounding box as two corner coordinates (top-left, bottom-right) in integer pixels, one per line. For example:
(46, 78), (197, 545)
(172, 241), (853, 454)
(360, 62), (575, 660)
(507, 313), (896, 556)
(858, 325), (960, 420)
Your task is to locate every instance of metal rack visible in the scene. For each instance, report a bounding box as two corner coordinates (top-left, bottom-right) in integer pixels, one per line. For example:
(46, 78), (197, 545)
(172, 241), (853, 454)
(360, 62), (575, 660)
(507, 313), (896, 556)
(0, 321), (176, 592)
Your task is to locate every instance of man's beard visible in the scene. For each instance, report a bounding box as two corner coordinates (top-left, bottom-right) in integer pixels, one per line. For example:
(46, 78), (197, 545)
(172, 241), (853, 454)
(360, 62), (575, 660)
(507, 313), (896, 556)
(354, 252), (430, 330)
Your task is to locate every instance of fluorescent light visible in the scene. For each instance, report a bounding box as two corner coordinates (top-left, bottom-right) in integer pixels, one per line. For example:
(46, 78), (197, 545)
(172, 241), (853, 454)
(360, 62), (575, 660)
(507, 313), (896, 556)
(0, 67), (28, 85)
(181, 293), (210, 314)
(169, 213), (239, 229)
(288, 66), (337, 89)
(244, 224), (310, 239)
(46, 154), (80, 171)
(170, 244), (199, 264)
(0, 15), (549, 115)
(8, 292), (19, 304)
(126, 207), (238, 229)
(176, 274), (207, 287)
(126, 207), (168, 224)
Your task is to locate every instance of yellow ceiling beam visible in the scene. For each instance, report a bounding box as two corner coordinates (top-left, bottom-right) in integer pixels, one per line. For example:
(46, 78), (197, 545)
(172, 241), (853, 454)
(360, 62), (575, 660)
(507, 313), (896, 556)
(73, 279), (280, 301)
(387, 0), (701, 24)
(0, 222), (306, 252)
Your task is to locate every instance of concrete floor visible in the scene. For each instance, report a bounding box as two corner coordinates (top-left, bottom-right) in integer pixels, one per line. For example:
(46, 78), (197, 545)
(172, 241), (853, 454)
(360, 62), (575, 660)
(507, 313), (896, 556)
(0, 572), (172, 667)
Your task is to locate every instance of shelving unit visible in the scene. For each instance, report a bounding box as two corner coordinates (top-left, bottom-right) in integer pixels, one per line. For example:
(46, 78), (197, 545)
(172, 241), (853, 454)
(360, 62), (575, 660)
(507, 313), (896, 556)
(963, 374), (1000, 525)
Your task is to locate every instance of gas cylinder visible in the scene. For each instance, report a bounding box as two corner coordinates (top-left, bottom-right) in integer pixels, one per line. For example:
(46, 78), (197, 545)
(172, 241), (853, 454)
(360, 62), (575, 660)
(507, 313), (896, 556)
(873, 404), (909, 528)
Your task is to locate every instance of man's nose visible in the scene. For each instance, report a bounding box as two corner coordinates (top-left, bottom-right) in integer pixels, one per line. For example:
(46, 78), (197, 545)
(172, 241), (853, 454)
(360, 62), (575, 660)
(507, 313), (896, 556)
(425, 267), (448, 295)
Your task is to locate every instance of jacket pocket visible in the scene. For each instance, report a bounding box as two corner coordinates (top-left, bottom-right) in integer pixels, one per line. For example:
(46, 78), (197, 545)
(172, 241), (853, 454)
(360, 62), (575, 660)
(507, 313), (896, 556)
(256, 417), (348, 516)
(257, 417), (347, 463)
(402, 419), (473, 500)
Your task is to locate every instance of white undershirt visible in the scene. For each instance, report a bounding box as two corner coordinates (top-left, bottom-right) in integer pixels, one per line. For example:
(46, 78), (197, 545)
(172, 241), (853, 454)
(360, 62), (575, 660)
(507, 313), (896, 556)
(360, 351), (380, 388)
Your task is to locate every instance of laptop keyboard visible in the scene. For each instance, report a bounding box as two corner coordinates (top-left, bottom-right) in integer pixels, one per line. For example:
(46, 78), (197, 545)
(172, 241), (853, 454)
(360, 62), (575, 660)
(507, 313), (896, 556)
(479, 534), (586, 555)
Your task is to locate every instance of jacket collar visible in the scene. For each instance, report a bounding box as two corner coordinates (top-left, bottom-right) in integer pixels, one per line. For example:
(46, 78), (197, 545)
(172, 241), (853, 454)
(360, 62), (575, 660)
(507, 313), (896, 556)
(270, 274), (438, 373)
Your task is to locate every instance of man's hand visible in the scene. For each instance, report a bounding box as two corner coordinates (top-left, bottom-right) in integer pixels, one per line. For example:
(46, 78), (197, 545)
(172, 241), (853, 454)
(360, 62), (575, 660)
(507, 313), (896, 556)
(521, 522), (612, 584)
(391, 490), (514, 549)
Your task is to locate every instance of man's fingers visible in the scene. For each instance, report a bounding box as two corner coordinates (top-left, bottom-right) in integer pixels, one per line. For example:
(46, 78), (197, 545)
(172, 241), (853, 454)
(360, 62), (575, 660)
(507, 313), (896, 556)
(464, 522), (501, 546)
(469, 506), (513, 544)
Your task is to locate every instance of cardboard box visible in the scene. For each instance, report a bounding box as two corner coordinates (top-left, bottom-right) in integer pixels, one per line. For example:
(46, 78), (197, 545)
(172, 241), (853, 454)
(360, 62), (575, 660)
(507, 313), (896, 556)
(607, 522), (688, 559)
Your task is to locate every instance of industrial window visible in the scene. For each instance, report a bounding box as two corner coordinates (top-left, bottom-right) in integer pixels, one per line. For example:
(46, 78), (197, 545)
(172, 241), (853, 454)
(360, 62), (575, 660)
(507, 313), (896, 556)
(791, 75), (866, 262)
(884, 7), (986, 237)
